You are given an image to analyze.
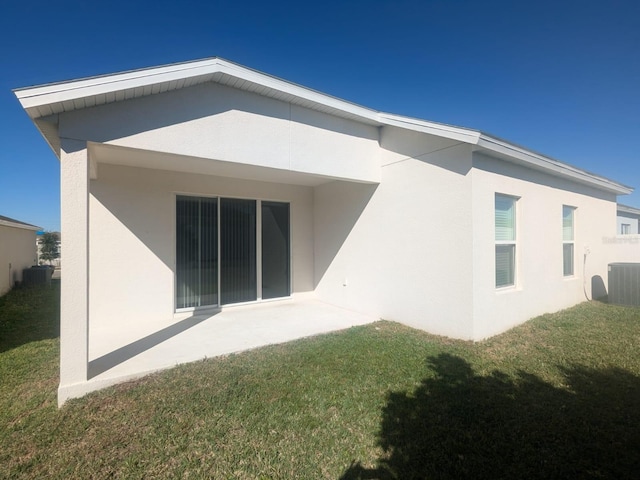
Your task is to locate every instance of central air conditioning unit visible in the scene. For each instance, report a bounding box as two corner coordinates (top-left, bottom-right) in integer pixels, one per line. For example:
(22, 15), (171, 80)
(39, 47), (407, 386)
(608, 263), (640, 307)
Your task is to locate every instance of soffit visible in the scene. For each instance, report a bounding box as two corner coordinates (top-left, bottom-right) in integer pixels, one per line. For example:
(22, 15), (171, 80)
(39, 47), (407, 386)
(15, 58), (381, 127)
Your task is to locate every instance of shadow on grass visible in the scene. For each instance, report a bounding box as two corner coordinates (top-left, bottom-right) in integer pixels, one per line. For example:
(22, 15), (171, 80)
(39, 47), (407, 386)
(341, 353), (640, 479)
(0, 280), (60, 353)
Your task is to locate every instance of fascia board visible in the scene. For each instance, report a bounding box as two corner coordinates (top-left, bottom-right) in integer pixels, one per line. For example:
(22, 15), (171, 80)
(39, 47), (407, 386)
(14, 59), (225, 112)
(217, 61), (380, 122)
(617, 204), (640, 215)
(476, 135), (633, 195)
(14, 58), (380, 124)
(378, 113), (481, 144)
(14, 58), (222, 97)
(0, 219), (41, 231)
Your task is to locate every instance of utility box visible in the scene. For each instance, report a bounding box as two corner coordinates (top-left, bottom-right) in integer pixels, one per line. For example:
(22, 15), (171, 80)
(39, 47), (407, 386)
(608, 263), (640, 307)
(22, 266), (53, 286)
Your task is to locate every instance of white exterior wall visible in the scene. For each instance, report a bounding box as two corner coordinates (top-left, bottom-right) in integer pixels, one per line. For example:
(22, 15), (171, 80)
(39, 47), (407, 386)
(59, 139), (90, 401)
(59, 82), (380, 184)
(314, 127), (476, 339)
(60, 82), (634, 346)
(607, 235), (640, 264)
(471, 152), (618, 339)
(52, 76), (637, 367)
(22, 61), (638, 407)
(617, 213), (640, 235)
(0, 225), (38, 295)
(89, 163), (314, 333)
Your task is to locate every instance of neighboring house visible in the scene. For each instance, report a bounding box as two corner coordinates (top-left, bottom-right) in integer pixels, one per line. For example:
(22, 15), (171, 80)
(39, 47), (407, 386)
(0, 215), (40, 295)
(617, 204), (640, 235)
(14, 58), (640, 404)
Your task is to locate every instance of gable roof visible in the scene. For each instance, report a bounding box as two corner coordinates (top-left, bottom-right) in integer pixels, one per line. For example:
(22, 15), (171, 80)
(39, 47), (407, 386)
(0, 214), (41, 231)
(14, 57), (633, 195)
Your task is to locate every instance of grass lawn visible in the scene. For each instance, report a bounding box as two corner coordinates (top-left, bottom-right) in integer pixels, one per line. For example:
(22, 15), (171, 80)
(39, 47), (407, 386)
(1, 283), (640, 479)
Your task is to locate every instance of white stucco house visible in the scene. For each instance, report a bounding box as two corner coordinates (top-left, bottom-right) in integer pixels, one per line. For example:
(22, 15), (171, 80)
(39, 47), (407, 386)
(617, 204), (640, 235)
(14, 58), (640, 405)
(0, 215), (40, 295)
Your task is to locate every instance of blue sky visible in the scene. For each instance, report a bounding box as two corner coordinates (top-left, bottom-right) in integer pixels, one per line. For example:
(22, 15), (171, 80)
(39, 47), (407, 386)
(1, 0), (638, 231)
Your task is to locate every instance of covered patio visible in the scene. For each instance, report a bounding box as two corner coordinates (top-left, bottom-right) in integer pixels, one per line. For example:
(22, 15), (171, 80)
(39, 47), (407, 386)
(14, 57), (384, 405)
(80, 299), (377, 398)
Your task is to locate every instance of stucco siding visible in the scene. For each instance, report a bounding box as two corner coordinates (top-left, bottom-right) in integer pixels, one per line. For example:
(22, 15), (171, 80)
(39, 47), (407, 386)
(59, 82), (380, 184)
(314, 127), (475, 339)
(89, 163), (314, 334)
(0, 225), (38, 295)
(471, 152), (618, 339)
(617, 213), (640, 235)
(607, 236), (640, 264)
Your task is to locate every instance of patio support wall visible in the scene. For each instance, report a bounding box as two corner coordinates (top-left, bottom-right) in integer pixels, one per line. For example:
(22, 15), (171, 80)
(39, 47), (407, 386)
(59, 138), (90, 406)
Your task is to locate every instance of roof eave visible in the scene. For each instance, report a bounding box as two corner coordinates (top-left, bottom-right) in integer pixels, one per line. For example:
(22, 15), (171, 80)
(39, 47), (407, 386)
(617, 204), (640, 215)
(13, 57), (634, 196)
(378, 113), (481, 144)
(14, 57), (381, 125)
(0, 219), (41, 231)
(475, 135), (633, 195)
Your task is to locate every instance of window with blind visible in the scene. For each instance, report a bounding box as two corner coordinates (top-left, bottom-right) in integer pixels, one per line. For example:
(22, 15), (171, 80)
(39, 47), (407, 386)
(563, 206), (575, 276)
(495, 194), (517, 288)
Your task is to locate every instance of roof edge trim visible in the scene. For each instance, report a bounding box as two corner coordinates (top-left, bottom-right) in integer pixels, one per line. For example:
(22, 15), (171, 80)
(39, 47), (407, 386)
(617, 204), (640, 215)
(476, 135), (633, 195)
(13, 57), (634, 196)
(0, 219), (41, 231)
(14, 57), (381, 124)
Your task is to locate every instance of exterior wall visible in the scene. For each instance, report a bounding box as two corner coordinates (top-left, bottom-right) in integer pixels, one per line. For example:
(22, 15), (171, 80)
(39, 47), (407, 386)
(89, 163), (314, 335)
(617, 213), (640, 235)
(471, 152), (618, 339)
(607, 235), (640, 264)
(56, 78), (638, 347)
(0, 225), (38, 295)
(59, 82), (380, 184)
(314, 126), (476, 339)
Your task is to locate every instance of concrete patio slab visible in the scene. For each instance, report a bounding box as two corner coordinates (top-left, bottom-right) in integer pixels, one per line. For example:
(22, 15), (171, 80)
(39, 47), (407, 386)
(74, 299), (378, 401)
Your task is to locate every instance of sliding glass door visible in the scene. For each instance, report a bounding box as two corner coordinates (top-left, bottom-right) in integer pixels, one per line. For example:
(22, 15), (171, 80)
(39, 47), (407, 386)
(176, 196), (290, 309)
(176, 196), (218, 308)
(220, 198), (257, 304)
(262, 201), (290, 299)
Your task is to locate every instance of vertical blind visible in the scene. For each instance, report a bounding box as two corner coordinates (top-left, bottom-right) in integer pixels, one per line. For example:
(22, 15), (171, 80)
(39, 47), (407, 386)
(261, 201), (290, 299)
(176, 196), (218, 308)
(220, 198), (257, 305)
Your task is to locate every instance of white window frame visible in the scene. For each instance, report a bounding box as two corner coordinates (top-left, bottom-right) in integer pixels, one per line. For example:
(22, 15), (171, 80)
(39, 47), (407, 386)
(562, 205), (576, 277)
(621, 223), (630, 235)
(495, 194), (518, 289)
